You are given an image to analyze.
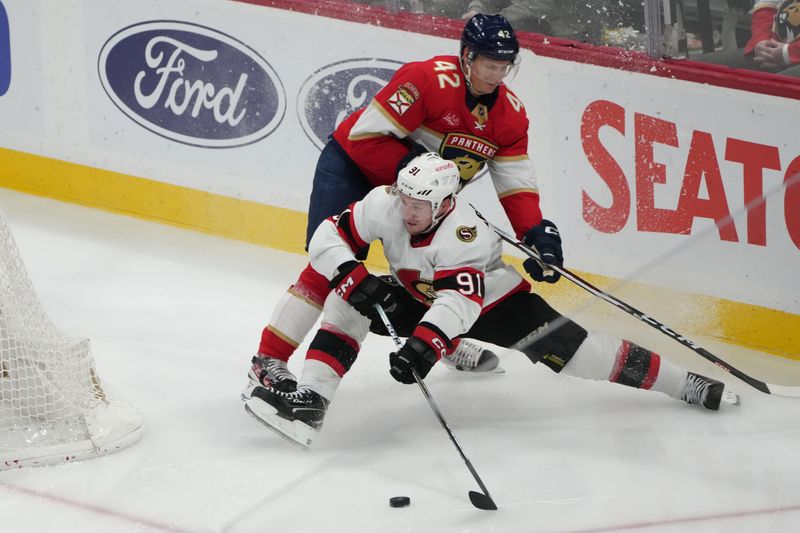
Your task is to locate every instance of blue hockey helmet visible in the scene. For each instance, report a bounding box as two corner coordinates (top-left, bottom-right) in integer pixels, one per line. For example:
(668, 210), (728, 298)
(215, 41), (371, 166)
(460, 13), (520, 63)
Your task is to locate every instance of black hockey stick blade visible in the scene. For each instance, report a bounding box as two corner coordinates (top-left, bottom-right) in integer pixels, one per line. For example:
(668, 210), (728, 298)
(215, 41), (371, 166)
(469, 490), (498, 510)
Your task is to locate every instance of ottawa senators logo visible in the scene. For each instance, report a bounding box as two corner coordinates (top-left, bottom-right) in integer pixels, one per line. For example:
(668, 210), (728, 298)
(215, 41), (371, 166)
(776, 0), (800, 42)
(456, 225), (477, 242)
(396, 269), (436, 305)
(412, 280), (437, 305)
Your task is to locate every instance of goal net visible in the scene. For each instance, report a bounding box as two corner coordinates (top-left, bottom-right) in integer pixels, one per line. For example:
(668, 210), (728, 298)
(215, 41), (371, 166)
(0, 209), (144, 469)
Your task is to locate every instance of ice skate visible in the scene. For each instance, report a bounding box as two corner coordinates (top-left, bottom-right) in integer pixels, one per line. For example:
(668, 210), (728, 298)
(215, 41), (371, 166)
(241, 355), (297, 401)
(245, 386), (328, 448)
(442, 340), (504, 373)
(679, 372), (738, 410)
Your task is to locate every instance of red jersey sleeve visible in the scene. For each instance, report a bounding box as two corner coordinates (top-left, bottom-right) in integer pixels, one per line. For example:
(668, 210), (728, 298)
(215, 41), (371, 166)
(489, 87), (543, 237)
(332, 62), (431, 186)
(788, 40), (800, 64)
(744, 6), (778, 55)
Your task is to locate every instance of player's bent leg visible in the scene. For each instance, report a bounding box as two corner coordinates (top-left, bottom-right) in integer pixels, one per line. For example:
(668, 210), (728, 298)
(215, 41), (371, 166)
(246, 300), (367, 447)
(242, 264), (331, 400)
(257, 263), (331, 358)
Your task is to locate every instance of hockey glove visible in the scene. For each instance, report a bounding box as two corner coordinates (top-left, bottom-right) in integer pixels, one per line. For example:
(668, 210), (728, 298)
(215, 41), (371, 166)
(522, 219), (563, 284)
(389, 324), (449, 384)
(330, 261), (397, 318)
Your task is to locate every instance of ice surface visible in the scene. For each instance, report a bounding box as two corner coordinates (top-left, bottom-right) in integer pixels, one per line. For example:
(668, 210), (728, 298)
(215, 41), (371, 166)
(1, 189), (799, 533)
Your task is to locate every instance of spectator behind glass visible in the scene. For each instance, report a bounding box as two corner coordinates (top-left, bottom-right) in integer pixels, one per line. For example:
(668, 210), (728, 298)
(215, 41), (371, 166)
(699, 0), (800, 77)
(461, 0), (643, 45)
(462, 0), (556, 36)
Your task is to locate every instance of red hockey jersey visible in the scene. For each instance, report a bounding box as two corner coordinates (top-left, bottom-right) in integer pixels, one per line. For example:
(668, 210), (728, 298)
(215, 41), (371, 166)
(332, 54), (542, 238)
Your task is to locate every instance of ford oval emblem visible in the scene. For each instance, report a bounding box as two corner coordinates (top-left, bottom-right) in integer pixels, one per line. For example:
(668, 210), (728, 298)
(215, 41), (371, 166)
(297, 58), (401, 150)
(98, 20), (286, 148)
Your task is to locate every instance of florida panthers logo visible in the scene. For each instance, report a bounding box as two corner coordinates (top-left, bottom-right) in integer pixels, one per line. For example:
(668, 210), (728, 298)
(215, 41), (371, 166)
(440, 133), (498, 185)
(776, 0), (800, 42)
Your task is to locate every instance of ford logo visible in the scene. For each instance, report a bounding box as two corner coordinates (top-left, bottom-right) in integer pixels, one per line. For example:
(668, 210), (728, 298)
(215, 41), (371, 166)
(98, 21), (286, 148)
(297, 58), (401, 150)
(0, 0), (10, 97)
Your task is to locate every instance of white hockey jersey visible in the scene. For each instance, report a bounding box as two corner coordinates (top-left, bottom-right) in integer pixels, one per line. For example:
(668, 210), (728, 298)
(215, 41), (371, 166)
(308, 186), (530, 343)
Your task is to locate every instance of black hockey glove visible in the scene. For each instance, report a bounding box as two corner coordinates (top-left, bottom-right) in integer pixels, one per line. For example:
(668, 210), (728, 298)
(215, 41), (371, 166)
(330, 261), (397, 318)
(389, 324), (449, 384)
(522, 219), (563, 284)
(366, 276), (413, 336)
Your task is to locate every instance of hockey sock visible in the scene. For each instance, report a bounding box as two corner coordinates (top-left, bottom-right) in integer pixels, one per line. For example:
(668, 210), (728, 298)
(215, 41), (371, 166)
(299, 326), (360, 400)
(258, 263), (331, 360)
(563, 333), (686, 398)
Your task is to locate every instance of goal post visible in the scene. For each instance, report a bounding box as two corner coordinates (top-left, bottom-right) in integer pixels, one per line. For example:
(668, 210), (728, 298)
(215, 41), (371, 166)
(0, 208), (144, 469)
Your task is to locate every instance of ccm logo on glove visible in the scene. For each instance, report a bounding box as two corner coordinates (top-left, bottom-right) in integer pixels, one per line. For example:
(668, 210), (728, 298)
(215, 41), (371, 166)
(331, 261), (398, 318)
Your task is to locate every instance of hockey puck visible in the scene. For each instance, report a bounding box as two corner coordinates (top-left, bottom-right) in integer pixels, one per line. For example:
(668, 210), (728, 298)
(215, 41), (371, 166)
(389, 496), (410, 508)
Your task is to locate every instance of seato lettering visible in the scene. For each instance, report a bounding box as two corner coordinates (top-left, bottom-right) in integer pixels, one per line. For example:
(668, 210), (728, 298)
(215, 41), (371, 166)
(580, 99), (799, 250)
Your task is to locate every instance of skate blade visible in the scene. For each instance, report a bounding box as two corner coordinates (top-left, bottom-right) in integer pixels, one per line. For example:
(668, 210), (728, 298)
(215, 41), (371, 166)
(722, 390), (741, 407)
(444, 363), (505, 374)
(244, 398), (315, 449)
(240, 379), (259, 402)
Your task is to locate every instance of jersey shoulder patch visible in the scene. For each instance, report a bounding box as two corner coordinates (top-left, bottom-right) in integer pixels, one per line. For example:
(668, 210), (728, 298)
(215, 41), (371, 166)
(455, 225), (478, 243)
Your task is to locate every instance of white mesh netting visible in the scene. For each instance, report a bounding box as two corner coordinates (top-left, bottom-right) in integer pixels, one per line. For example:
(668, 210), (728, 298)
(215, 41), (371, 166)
(0, 209), (144, 469)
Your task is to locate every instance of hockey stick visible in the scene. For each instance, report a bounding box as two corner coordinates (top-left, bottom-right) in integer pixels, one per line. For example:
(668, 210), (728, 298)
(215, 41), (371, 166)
(471, 206), (800, 398)
(374, 304), (498, 511)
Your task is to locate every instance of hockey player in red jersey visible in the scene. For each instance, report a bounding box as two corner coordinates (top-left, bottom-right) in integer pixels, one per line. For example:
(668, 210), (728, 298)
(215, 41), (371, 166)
(245, 153), (731, 448)
(699, 1), (800, 76)
(244, 14), (544, 397)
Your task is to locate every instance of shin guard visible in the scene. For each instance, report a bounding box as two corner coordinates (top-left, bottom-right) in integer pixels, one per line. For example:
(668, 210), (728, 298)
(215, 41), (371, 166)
(300, 326), (360, 400)
(258, 264), (331, 360)
(565, 334), (686, 398)
(608, 340), (660, 390)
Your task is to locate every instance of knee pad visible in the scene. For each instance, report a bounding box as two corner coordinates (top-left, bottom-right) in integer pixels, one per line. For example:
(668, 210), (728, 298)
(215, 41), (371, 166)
(321, 291), (369, 342)
(295, 263), (331, 306)
(518, 316), (588, 373)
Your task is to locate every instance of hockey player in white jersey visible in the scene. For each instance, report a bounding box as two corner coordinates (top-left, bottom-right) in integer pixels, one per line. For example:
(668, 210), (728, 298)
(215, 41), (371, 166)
(245, 153), (729, 447)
